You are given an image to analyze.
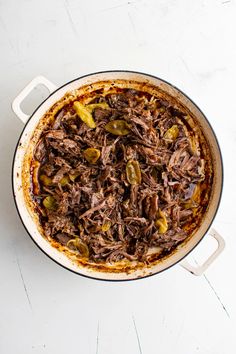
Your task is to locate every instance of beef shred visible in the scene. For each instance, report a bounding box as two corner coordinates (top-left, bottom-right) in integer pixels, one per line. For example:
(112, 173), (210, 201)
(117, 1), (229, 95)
(32, 88), (208, 264)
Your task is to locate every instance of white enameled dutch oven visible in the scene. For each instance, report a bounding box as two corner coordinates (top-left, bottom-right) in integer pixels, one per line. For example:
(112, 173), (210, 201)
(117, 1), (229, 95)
(12, 71), (225, 281)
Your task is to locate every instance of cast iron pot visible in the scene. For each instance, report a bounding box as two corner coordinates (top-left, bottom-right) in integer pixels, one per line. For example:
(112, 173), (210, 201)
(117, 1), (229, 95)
(12, 71), (224, 281)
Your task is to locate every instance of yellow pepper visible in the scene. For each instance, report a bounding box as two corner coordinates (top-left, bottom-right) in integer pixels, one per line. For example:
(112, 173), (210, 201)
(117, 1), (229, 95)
(39, 174), (53, 186)
(86, 102), (110, 113)
(60, 175), (70, 186)
(155, 209), (168, 234)
(42, 196), (57, 211)
(105, 120), (131, 135)
(67, 238), (89, 258)
(73, 101), (96, 128)
(164, 125), (179, 140)
(126, 160), (142, 185)
(83, 148), (101, 164)
(69, 172), (80, 182)
(102, 221), (112, 232)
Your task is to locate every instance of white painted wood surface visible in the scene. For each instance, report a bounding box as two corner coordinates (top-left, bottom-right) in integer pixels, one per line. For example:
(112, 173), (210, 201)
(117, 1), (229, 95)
(0, 0), (235, 353)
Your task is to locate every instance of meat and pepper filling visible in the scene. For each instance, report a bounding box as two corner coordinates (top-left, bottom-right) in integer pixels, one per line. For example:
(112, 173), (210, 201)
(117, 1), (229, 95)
(31, 87), (211, 264)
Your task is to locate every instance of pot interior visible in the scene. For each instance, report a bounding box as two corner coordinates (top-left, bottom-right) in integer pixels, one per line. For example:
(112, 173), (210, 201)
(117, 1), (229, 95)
(13, 71), (223, 280)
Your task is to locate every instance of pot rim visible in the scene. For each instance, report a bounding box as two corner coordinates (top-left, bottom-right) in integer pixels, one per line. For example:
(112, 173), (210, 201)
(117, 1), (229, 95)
(12, 69), (224, 281)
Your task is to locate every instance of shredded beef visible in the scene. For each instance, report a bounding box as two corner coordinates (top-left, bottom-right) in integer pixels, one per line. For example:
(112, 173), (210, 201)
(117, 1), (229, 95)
(32, 88), (209, 264)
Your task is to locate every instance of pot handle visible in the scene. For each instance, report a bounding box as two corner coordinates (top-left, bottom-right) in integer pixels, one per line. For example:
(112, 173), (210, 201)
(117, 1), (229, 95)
(12, 76), (58, 124)
(180, 228), (225, 276)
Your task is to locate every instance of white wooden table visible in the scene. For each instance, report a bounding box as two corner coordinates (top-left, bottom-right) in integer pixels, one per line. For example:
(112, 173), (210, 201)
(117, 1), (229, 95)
(0, 0), (235, 353)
